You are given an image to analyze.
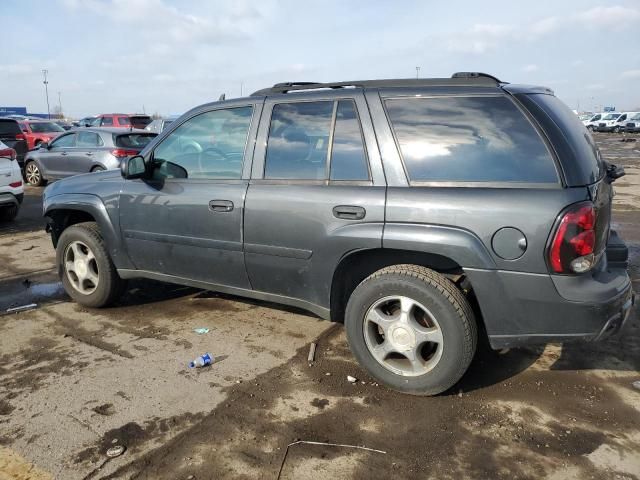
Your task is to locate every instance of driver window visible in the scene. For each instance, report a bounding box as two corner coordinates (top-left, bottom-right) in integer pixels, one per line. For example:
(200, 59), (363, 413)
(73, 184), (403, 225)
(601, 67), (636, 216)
(51, 133), (76, 148)
(152, 106), (253, 180)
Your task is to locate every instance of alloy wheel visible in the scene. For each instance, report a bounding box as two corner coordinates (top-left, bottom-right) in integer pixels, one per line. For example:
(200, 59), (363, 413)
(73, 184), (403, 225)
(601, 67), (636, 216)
(363, 295), (444, 377)
(25, 163), (41, 185)
(64, 240), (100, 295)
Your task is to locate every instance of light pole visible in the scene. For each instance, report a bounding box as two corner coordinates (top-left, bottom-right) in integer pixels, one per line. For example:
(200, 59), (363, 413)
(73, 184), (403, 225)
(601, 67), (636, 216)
(416, 66), (420, 79)
(42, 69), (50, 119)
(57, 91), (63, 117)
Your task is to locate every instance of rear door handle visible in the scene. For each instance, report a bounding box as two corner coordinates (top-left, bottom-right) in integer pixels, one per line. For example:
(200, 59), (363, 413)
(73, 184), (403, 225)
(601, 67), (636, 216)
(61, 151), (68, 156)
(209, 200), (234, 212)
(333, 205), (366, 220)
(85, 152), (93, 156)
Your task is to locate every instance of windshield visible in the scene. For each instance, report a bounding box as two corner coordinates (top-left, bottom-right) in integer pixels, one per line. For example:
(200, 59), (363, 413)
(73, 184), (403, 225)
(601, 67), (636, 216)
(602, 114), (620, 120)
(29, 122), (65, 133)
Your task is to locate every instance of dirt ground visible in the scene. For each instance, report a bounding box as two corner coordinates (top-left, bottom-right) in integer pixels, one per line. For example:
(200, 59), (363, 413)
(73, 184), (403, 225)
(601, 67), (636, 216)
(1, 133), (639, 480)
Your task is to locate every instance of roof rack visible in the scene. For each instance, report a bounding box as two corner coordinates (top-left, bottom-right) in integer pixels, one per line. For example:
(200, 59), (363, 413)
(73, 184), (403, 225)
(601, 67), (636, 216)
(250, 72), (503, 96)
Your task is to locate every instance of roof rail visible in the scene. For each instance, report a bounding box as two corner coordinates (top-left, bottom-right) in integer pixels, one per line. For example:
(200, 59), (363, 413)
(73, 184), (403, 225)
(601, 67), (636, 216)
(451, 71), (504, 83)
(250, 74), (503, 96)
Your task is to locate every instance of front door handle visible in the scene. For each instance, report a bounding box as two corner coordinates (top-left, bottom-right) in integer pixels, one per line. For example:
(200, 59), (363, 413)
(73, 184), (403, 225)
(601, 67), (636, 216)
(61, 151), (68, 156)
(209, 200), (234, 212)
(333, 205), (366, 220)
(85, 152), (93, 156)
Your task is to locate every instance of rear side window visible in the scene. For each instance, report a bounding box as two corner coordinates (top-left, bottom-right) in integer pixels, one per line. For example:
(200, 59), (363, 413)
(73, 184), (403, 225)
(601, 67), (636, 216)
(115, 133), (156, 148)
(77, 132), (103, 147)
(101, 117), (114, 126)
(0, 120), (22, 135)
(117, 116), (131, 126)
(264, 100), (369, 181)
(385, 96), (558, 183)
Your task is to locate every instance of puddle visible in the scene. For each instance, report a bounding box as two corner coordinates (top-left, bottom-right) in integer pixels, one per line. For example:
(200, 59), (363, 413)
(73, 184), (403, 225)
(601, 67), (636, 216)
(0, 272), (67, 312)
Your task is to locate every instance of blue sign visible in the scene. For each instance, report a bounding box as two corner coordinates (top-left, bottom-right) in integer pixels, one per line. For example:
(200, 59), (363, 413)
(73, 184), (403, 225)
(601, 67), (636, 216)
(603, 106), (616, 112)
(0, 107), (27, 115)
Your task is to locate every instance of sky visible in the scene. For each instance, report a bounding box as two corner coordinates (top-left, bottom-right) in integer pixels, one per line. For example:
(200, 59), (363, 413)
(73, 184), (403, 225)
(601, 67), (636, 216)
(1, 0), (639, 118)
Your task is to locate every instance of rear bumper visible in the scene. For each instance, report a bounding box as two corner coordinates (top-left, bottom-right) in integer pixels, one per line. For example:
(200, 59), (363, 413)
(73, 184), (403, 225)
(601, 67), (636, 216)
(465, 264), (634, 350)
(0, 192), (21, 207)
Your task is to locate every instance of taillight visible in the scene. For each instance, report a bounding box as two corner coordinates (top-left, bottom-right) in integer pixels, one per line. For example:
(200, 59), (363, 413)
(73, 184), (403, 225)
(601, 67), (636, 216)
(9, 181), (22, 188)
(111, 149), (138, 158)
(0, 148), (16, 160)
(549, 203), (597, 274)
(15, 133), (26, 141)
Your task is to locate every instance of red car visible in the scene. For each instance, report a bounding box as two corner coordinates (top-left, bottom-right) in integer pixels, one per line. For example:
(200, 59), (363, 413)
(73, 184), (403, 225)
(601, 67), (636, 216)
(89, 114), (152, 129)
(18, 120), (66, 150)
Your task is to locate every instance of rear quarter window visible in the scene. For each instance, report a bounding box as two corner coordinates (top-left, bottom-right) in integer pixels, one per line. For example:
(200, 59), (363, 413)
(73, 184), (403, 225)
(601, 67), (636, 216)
(385, 95), (559, 184)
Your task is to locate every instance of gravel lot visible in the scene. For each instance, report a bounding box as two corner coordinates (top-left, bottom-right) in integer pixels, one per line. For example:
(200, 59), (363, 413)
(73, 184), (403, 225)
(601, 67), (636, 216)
(1, 133), (639, 480)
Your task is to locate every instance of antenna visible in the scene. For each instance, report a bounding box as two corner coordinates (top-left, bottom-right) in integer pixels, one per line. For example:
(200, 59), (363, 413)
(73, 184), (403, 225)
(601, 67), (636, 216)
(219, 93), (226, 101)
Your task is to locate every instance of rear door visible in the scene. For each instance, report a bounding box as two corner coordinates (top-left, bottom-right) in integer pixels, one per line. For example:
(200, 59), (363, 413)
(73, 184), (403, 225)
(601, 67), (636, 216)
(73, 131), (103, 173)
(243, 91), (386, 310)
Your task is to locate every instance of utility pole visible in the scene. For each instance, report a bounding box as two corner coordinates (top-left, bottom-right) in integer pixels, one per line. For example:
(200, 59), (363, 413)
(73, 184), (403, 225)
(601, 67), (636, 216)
(58, 91), (63, 117)
(240, 82), (243, 97)
(42, 69), (50, 119)
(416, 66), (420, 79)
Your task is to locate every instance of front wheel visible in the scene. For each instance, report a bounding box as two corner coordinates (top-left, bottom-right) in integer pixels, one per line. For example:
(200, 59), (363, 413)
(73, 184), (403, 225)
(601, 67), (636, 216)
(91, 166), (105, 173)
(587, 125), (595, 131)
(25, 161), (44, 186)
(345, 264), (477, 396)
(613, 127), (620, 133)
(57, 222), (126, 307)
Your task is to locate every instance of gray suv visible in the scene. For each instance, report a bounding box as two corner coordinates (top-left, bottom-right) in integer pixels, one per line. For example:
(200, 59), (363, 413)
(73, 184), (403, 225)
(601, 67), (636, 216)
(42, 73), (634, 395)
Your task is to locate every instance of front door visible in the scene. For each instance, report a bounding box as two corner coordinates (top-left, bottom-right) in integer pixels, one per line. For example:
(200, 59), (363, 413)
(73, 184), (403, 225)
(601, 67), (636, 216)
(244, 93), (387, 310)
(39, 132), (77, 178)
(118, 102), (261, 289)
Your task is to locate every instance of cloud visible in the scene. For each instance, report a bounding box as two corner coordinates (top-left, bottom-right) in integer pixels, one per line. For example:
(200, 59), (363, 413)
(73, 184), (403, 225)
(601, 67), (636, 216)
(522, 64), (539, 72)
(576, 6), (640, 28)
(529, 16), (560, 36)
(620, 69), (640, 79)
(447, 23), (515, 53)
(571, 60), (584, 67)
(586, 83), (605, 91)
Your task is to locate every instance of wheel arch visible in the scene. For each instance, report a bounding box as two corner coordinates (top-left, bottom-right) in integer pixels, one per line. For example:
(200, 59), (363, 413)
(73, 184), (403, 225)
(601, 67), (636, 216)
(44, 193), (133, 269)
(329, 248), (486, 336)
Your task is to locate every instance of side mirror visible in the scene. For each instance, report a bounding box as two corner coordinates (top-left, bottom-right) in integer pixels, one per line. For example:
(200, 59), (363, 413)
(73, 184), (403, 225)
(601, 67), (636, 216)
(121, 155), (147, 179)
(40, 142), (49, 149)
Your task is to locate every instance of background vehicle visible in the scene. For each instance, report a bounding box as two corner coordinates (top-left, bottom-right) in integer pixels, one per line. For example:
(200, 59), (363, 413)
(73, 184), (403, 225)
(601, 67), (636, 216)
(18, 120), (65, 149)
(55, 120), (74, 131)
(43, 73), (632, 396)
(578, 113), (593, 122)
(583, 113), (603, 130)
(0, 118), (28, 169)
(145, 115), (179, 133)
(77, 117), (96, 127)
(595, 112), (622, 132)
(24, 128), (157, 186)
(89, 114), (153, 129)
(625, 113), (640, 133)
(0, 140), (24, 222)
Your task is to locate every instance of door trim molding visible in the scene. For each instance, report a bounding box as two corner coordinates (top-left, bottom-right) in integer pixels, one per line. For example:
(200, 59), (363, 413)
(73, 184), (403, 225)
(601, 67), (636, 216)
(123, 229), (242, 252)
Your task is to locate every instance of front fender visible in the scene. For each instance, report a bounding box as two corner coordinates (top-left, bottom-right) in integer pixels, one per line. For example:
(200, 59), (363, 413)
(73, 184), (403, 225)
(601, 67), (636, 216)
(383, 223), (496, 269)
(43, 193), (133, 269)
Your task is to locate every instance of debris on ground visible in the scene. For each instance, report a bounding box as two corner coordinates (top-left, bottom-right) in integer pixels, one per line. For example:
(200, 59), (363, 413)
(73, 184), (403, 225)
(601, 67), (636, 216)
(193, 328), (210, 335)
(189, 353), (213, 368)
(106, 445), (125, 458)
(5, 303), (37, 314)
(276, 440), (386, 479)
(347, 375), (357, 383)
(632, 380), (640, 391)
(307, 342), (316, 363)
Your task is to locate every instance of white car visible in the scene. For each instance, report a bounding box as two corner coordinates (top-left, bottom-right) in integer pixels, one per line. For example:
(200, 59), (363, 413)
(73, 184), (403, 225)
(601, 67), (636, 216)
(593, 112), (622, 132)
(611, 112), (640, 133)
(583, 113), (603, 130)
(0, 140), (24, 222)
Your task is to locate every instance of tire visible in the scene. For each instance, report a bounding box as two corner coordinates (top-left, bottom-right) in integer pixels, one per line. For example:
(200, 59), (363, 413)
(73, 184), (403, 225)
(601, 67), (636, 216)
(613, 127), (620, 134)
(91, 166), (105, 173)
(587, 125), (595, 131)
(56, 222), (126, 307)
(0, 204), (19, 222)
(25, 161), (44, 186)
(345, 264), (477, 396)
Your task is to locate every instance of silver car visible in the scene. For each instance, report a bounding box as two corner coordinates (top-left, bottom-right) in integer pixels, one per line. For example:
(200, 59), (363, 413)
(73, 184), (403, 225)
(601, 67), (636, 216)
(23, 128), (157, 186)
(145, 115), (180, 134)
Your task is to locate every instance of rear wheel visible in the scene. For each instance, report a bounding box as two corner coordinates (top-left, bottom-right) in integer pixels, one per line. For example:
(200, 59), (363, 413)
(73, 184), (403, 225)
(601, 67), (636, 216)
(25, 161), (43, 186)
(0, 204), (19, 222)
(345, 264), (477, 396)
(57, 222), (126, 307)
(91, 166), (105, 173)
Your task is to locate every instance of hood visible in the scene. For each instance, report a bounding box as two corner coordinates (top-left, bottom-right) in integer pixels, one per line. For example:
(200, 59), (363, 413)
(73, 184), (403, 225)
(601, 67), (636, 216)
(43, 169), (122, 199)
